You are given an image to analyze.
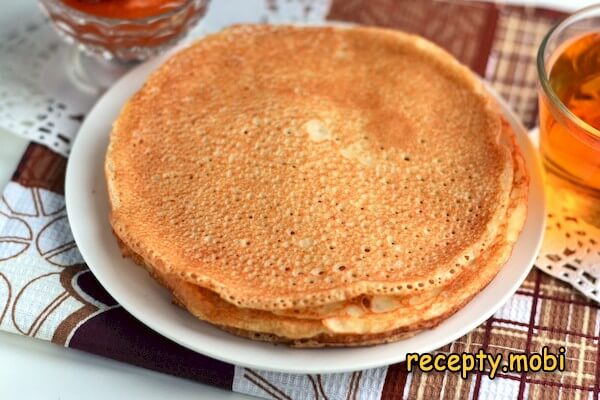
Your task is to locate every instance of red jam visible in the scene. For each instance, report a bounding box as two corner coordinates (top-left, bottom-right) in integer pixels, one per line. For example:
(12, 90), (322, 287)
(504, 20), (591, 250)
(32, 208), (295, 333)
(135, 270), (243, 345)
(61, 0), (188, 19)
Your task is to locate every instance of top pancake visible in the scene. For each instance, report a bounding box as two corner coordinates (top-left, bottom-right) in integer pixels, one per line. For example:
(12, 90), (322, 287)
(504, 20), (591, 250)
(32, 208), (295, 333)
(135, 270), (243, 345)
(106, 25), (514, 311)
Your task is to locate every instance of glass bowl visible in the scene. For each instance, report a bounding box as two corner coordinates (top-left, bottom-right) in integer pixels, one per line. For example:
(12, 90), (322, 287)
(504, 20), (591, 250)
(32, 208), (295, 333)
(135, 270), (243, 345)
(39, 0), (210, 62)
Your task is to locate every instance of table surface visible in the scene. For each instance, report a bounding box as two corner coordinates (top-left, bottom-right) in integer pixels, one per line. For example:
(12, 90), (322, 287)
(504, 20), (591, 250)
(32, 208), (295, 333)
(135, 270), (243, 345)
(0, 0), (595, 398)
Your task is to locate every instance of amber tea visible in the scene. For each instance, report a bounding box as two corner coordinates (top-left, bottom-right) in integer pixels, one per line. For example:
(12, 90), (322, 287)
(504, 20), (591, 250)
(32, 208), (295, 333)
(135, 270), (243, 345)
(539, 32), (600, 192)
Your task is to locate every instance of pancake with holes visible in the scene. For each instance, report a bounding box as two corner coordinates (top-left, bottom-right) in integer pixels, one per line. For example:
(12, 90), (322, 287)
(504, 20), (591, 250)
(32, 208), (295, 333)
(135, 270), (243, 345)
(106, 25), (529, 346)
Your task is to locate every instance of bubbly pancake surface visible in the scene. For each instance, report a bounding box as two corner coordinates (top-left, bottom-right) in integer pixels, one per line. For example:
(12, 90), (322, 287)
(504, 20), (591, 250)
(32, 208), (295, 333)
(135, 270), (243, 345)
(106, 25), (516, 311)
(115, 119), (528, 346)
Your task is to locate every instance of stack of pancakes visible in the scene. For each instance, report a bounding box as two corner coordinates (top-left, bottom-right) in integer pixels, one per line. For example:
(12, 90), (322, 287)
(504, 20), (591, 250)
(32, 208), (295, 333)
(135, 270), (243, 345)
(105, 25), (529, 347)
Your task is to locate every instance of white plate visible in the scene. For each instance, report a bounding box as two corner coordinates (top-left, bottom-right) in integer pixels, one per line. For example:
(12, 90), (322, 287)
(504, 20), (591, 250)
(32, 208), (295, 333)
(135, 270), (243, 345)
(65, 45), (546, 374)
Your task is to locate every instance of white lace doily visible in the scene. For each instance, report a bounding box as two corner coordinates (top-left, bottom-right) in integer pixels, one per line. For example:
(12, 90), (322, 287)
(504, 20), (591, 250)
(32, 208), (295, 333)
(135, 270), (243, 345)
(0, 14), (96, 157)
(535, 184), (600, 302)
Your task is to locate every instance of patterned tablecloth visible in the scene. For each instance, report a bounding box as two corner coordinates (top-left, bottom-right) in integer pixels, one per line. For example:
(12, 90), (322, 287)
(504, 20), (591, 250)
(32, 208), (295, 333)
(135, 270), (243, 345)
(2, 1), (600, 399)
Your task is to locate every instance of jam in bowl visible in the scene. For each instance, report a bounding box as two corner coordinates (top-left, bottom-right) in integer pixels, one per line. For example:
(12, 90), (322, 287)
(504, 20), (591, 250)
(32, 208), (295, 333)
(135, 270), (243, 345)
(39, 0), (210, 62)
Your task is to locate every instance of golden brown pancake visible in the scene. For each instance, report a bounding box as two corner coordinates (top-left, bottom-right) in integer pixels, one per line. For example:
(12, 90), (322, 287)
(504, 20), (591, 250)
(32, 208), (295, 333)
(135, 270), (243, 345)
(106, 25), (529, 346)
(113, 120), (528, 346)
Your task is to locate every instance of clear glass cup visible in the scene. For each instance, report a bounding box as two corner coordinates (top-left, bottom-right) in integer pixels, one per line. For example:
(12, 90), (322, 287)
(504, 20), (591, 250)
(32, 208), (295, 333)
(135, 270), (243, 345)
(39, 0), (210, 92)
(537, 5), (600, 224)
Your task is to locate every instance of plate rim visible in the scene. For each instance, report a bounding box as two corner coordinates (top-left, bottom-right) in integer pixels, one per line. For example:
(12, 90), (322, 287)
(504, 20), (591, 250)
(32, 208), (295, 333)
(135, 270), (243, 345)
(65, 40), (546, 374)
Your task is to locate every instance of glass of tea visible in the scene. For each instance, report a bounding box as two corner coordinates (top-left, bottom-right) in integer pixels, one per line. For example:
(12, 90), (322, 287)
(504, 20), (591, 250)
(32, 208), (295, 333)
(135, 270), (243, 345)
(538, 5), (600, 224)
(39, 0), (210, 92)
